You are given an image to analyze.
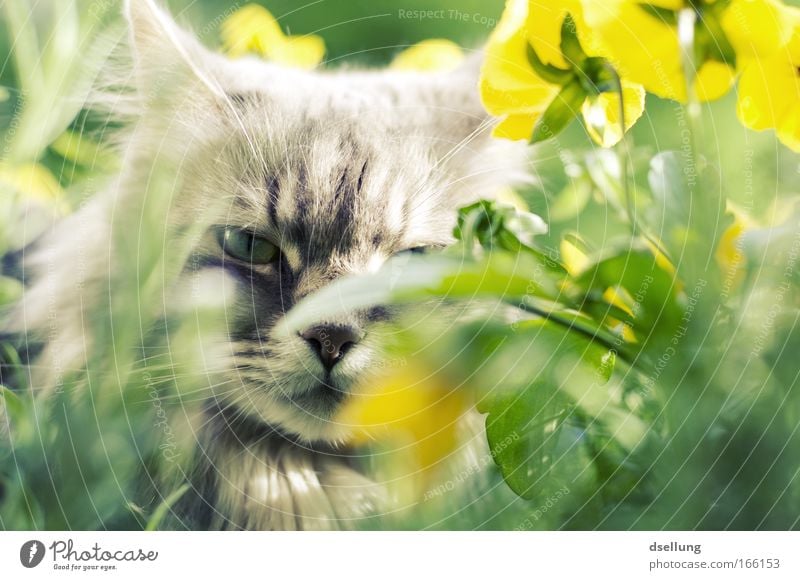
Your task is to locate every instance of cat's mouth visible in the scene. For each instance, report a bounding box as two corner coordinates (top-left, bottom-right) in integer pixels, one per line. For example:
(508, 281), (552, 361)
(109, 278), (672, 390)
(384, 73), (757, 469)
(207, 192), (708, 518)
(280, 371), (354, 421)
(228, 335), (375, 441)
(287, 378), (348, 409)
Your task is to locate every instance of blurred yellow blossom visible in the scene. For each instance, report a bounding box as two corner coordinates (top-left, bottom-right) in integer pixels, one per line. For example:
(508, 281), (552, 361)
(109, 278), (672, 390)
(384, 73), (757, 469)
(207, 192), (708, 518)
(560, 236), (590, 276)
(480, 0), (645, 146)
(579, 0), (792, 103)
(602, 286), (638, 342)
(716, 203), (757, 289)
(337, 362), (470, 488)
(220, 4), (325, 69)
(391, 39), (464, 72)
(644, 239), (677, 276)
(581, 81), (646, 147)
(737, 10), (800, 151)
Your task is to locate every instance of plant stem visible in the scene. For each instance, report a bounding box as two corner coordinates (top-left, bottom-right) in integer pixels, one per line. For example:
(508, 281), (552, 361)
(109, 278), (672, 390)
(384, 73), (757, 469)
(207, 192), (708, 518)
(677, 8), (702, 167)
(604, 63), (635, 238)
(512, 298), (637, 368)
(604, 63), (673, 263)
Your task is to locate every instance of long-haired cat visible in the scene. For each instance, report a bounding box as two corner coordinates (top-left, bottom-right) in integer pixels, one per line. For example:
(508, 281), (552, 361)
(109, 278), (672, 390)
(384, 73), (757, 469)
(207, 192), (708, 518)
(2, 0), (528, 529)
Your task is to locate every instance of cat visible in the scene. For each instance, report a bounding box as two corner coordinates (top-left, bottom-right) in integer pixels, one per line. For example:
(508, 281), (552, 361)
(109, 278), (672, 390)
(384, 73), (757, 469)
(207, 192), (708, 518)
(1, 0), (529, 530)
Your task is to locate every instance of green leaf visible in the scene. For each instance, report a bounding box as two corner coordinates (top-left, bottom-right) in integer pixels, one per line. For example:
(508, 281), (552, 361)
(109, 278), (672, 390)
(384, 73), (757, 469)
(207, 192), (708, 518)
(549, 178), (592, 222)
(696, 14), (737, 68)
(572, 242), (683, 339)
(526, 42), (574, 85)
(455, 200), (565, 274)
(647, 151), (731, 283)
(514, 299), (637, 364)
(0, 276), (23, 306)
(577, 56), (617, 95)
(559, 13), (585, 67)
(50, 129), (115, 169)
(0, 384), (24, 424)
(456, 200), (547, 249)
(278, 251), (567, 336)
(638, 3), (678, 25)
(145, 483), (190, 531)
(474, 320), (647, 500)
(584, 149), (625, 213)
(531, 78), (587, 144)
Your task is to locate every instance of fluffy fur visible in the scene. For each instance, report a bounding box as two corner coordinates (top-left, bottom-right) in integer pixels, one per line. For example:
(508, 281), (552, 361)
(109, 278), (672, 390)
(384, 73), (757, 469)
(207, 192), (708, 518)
(3, 0), (529, 529)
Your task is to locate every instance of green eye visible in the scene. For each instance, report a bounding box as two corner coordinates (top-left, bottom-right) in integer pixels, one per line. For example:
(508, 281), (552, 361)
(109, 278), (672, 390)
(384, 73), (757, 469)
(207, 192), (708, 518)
(219, 228), (279, 264)
(395, 246), (440, 256)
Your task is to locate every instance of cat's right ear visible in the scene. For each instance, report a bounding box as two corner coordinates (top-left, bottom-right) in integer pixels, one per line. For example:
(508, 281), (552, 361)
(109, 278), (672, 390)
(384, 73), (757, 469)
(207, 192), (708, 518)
(124, 0), (225, 102)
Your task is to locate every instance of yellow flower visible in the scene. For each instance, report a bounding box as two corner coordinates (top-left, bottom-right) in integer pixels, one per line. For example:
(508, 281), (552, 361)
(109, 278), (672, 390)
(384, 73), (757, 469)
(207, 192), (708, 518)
(581, 80), (646, 147)
(480, 0), (645, 146)
(644, 239), (677, 276)
(722, 0), (796, 62)
(220, 4), (325, 69)
(391, 39), (464, 72)
(560, 236), (590, 276)
(336, 362), (470, 491)
(716, 203), (754, 290)
(579, 0), (791, 103)
(602, 286), (638, 342)
(737, 12), (800, 151)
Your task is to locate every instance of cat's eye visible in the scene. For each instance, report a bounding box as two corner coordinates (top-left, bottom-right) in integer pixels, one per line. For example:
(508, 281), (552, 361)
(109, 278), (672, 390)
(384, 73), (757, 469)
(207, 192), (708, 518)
(396, 246), (438, 256)
(218, 227), (279, 264)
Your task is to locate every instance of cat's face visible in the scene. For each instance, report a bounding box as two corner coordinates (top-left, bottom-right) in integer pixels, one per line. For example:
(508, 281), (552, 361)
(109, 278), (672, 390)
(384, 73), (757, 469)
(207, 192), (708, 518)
(124, 0), (525, 442)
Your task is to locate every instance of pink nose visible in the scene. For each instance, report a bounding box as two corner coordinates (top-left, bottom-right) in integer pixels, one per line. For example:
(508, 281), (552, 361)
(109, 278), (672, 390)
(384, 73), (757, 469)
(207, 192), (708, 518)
(300, 325), (363, 370)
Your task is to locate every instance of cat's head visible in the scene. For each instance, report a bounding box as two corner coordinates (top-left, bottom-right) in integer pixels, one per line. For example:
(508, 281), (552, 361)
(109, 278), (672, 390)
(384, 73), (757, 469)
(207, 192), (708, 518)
(119, 0), (528, 442)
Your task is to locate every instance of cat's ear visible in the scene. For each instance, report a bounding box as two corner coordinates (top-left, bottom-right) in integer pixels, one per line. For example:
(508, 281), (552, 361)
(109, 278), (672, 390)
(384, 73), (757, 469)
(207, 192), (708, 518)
(423, 50), (497, 148)
(423, 50), (531, 198)
(124, 0), (224, 101)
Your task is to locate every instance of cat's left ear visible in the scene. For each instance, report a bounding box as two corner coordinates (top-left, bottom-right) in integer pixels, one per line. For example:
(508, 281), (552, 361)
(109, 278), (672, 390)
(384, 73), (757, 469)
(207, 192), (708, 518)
(124, 0), (225, 102)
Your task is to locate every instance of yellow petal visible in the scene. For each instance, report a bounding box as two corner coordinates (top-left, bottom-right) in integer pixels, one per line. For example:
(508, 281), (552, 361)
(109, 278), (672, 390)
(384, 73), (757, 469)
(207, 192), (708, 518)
(480, 0), (560, 117)
(581, 80), (646, 147)
(528, 2), (574, 69)
(580, 0), (686, 101)
(737, 34), (800, 132)
(391, 39), (464, 72)
(337, 363), (469, 478)
(490, 113), (537, 140)
(220, 4), (284, 58)
(560, 237), (590, 276)
(266, 35), (325, 69)
(644, 239), (676, 276)
(620, 322), (637, 343)
(722, 0), (796, 62)
(715, 210), (749, 290)
(220, 4), (325, 68)
(603, 286), (634, 317)
(694, 60), (736, 102)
